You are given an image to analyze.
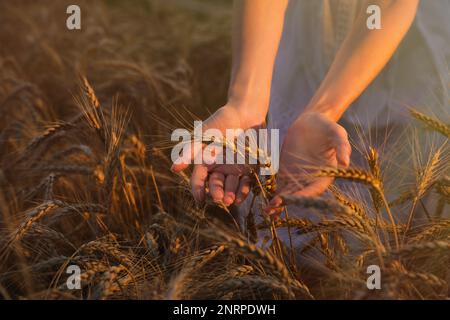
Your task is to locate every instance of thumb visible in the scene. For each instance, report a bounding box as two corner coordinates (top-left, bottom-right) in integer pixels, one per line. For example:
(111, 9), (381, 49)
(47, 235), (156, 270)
(265, 195), (285, 216)
(332, 127), (351, 168)
(171, 140), (204, 172)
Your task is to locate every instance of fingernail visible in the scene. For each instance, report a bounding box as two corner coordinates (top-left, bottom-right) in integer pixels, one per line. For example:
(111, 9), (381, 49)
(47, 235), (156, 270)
(224, 197), (233, 206)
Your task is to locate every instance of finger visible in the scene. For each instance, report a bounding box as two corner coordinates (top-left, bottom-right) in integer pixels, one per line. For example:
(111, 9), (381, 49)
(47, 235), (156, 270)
(265, 195), (285, 216)
(235, 175), (251, 205)
(223, 175), (239, 206)
(190, 165), (209, 203)
(171, 141), (204, 172)
(335, 140), (351, 167)
(209, 172), (225, 203)
(332, 127), (351, 167)
(264, 177), (333, 215)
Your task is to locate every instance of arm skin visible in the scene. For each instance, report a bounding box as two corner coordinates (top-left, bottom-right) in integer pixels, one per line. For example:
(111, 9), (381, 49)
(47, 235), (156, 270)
(228, 0), (289, 125)
(171, 0), (288, 205)
(267, 0), (420, 211)
(174, 0), (419, 206)
(304, 0), (419, 121)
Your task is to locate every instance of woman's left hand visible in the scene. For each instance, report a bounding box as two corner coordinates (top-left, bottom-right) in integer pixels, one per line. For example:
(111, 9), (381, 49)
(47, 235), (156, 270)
(266, 112), (351, 214)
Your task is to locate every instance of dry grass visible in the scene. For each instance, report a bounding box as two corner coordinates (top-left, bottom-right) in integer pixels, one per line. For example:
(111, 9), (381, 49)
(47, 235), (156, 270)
(0, 0), (448, 300)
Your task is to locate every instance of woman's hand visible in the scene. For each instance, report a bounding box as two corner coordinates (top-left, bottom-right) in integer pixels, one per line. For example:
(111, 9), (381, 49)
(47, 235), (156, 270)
(171, 104), (264, 205)
(266, 112), (351, 213)
(171, 0), (289, 206)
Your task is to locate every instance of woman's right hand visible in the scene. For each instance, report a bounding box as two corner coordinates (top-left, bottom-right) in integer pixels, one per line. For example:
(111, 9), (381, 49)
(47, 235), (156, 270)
(171, 104), (265, 205)
(265, 112), (351, 214)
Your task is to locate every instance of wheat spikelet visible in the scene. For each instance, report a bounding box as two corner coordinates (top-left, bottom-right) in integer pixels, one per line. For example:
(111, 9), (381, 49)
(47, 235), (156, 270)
(22, 223), (73, 248)
(331, 189), (366, 218)
(315, 167), (381, 189)
(21, 113), (84, 156)
(319, 216), (372, 238)
(220, 234), (289, 281)
(355, 250), (375, 268)
(366, 147), (384, 212)
(187, 244), (227, 270)
(405, 148), (443, 236)
(50, 145), (93, 162)
(260, 218), (313, 231)
(26, 122), (76, 151)
(388, 260), (448, 294)
(409, 108), (450, 138)
(408, 221), (450, 242)
(217, 231), (314, 298)
(399, 270), (448, 290)
(264, 215), (371, 241)
(229, 265), (254, 277)
(165, 245), (227, 299)
(318, 233), (336, 270)
(79, 236), (133, 267)
(392, 240), (450, 257)
(316, 167), (400, 248)
(78, 261), (110, 282)
(80, 76), (100, 109)
(415, 150), (442, 199)
(13, 201), (60, 242)
(94, 265), (131, 299)
(216, 276), (294, 299)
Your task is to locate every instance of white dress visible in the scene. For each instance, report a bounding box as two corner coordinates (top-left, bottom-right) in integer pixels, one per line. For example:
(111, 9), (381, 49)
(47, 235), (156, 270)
(267, 0), (450, 144)
(241, 0), (450, 254)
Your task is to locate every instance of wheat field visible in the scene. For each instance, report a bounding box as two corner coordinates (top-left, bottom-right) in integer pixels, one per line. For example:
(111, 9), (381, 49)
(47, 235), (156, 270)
(0, 0), (448, 300)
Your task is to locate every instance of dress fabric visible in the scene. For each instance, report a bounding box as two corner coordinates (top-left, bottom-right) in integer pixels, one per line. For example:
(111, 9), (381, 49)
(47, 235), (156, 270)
(239, 0), (450, 256)
(267, 0), (450, 144)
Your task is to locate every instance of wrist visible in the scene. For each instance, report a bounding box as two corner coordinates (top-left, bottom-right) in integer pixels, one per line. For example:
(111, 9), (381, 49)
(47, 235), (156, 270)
(227, 90), (269, 127)
(302, 103), (344, 123)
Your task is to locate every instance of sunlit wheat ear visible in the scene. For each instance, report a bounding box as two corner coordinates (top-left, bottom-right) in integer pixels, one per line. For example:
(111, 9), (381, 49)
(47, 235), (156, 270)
(229, 265), (254, 277)
(414, 147), (442, 199)
(314, 167), (399, 249)
(165, 244), (227, 299)
(391, 240), (450, 260)
(409, 108), (450, 138)
(25, 121), (77, 152)
(13, 201), (60, 242)
(404, 145), (444, 235)
(80, 75), (100, 109)
(76, 76), (107, 145)
(315, 167), (382, 189)
(94, 265), (134, 300)
(271, 216), (376, 248)
(408, 220), (450, 243)
(78, 236), (134, 267)
(387, 261), (448, 293)
(399, 271), (448, 291)
(216, 276), (295, 299)
(214, 230), (313, 299)
(330, 188), (366, 218)
(365, 147), (384, 212)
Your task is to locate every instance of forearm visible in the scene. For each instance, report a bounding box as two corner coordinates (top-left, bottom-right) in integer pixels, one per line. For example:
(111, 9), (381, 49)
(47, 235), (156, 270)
(228, 0), (288, 124)
(305, 0), (419, 121)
